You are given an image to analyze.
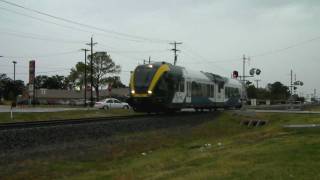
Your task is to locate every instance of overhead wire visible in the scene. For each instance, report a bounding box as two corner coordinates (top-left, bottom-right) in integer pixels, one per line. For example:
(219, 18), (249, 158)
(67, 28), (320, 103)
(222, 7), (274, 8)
(1, 50), (80, 59)
(0, 0), (170, 43)
(251, 36), (320, 58)
(0, 29), (87, 44)
(0, 6), (156, 43)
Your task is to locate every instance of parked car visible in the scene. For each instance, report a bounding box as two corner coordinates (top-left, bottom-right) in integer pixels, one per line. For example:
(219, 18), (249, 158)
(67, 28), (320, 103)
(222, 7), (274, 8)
(94, 98), (130, 110)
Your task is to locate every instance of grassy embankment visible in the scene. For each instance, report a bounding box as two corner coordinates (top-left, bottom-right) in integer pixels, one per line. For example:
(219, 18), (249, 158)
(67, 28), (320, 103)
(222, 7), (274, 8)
(1, 112), (320, 179)
(304, 105), (320, 111)
(0, 109), (139, 123)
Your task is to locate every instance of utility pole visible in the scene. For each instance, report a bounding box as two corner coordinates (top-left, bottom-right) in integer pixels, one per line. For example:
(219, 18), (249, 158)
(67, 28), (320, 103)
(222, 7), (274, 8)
(81, 48), (89, 107)
(170, 41), (182, 65)
(149, 56), (151, 64)
(255, 79), (261, 88)
(290, 69), (293, 95)
(86, 37), (97, 106)
(12, 61), (17, 82)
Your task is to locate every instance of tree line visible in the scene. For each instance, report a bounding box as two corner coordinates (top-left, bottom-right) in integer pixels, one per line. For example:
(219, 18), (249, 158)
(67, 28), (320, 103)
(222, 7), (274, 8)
(0, 52), (126, 102)
(246, 81), (304, 102)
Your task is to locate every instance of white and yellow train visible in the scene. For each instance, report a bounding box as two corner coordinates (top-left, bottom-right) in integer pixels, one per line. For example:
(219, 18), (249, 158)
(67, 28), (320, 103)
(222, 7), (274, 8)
(127, 62), (246, 112)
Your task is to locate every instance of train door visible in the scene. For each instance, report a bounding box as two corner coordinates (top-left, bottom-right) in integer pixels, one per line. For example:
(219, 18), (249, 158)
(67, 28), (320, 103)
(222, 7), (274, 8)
(216, 82), (225, 106)
(172, 79), (186, 103)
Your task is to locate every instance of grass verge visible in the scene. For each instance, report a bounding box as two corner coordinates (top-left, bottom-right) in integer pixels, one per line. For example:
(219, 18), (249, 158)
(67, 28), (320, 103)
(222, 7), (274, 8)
(0, 109), (140, 123)
(1, 112), (320, 179)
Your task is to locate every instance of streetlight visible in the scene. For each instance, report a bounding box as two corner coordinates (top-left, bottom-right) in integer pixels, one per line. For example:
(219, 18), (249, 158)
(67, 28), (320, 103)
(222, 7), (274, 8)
(12, 61), (17, 82)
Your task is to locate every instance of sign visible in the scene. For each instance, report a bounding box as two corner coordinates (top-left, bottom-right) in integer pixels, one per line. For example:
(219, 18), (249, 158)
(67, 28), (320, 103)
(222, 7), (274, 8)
(29, 60), (35, 84)
(28, 84), (34, 96)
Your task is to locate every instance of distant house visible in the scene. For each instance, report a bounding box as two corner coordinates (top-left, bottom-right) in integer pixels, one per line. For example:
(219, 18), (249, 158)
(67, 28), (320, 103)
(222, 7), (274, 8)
(33, 88), (129, 105)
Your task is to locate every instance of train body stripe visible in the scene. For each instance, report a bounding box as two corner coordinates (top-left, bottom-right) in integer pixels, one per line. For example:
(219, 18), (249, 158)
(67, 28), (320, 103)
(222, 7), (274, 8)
(130, 71), (134, 90)
(131, 64), (170, 98)
(148, 64), (170, 92)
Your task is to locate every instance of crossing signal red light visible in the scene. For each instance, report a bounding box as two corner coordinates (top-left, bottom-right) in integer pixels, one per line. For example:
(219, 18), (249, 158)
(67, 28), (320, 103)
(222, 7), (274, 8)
(232, 71), (239, 78)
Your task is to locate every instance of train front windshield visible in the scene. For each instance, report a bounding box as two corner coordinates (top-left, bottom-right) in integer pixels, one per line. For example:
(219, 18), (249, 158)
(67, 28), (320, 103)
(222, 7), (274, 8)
(134, 65), (158, 91)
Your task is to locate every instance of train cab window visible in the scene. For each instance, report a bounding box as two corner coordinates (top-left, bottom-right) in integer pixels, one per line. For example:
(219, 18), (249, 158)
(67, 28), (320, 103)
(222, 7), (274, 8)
(134, 66), (158, 87)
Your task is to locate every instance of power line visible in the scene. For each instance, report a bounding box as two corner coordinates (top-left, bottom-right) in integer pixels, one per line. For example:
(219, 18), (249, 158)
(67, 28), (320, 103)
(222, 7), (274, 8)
(251, 36), (320, 58)
(0, 6), (168, 44)
(1, 68), (71, 75)
(0, 29), (87, 44)
(2, 50), (79, 59)
(0, 0), (170, 43)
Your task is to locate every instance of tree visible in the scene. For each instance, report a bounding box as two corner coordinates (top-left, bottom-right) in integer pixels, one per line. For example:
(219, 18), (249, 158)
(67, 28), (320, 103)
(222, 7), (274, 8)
(35, 75), (69, 89)
(267, 81), (290, 100)
(106, 76), (127, 88)
(87, 52), (121, 101)
(246, 85), (257, 99)
(246, 85), (271, 100)
(68, 62), (87, 90)
(0, 74), (25, 101)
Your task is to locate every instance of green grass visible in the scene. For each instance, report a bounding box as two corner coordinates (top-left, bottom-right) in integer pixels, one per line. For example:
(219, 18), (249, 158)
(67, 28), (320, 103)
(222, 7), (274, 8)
(0, 109), (140, 123)
(304, 105), (320, 111)
(1, 112), (320, 179)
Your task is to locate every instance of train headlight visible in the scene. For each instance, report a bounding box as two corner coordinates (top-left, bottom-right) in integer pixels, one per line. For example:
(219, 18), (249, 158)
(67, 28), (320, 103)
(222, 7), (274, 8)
(148, 90), (152, 94)
(131, 90), (135, 94)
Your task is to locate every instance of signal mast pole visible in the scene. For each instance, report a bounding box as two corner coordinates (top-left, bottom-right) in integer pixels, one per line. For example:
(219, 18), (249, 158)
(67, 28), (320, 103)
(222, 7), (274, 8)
(86, 36), (97, 106)
(170, 41), (182, 65)
(242, 55), (250, 83)
(81, 48), (89, 107)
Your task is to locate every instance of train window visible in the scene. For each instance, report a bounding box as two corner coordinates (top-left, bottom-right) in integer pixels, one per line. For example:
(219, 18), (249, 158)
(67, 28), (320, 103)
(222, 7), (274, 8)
(134, 66), (157, 87)
(210, 85), (214, 97)
(192, 82), (200, 96)
(207, 85), (210, 97)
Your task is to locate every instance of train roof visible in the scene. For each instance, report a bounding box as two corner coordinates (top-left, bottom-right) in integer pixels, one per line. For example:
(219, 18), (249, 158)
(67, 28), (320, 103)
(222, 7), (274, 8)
(146, 61), (243, 86)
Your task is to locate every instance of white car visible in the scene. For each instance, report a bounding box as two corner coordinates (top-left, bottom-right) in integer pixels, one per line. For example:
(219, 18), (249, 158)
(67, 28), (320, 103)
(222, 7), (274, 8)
(94, 98), (130, 110)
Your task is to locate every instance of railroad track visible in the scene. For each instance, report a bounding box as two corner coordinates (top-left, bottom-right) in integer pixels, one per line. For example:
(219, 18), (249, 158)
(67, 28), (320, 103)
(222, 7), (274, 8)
(0, 111), (219, 152)
(0, 114), (152, 131)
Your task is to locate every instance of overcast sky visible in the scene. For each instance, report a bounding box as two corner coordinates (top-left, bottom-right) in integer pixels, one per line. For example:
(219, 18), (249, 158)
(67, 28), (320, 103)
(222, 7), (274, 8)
(0, 0), (319, 97)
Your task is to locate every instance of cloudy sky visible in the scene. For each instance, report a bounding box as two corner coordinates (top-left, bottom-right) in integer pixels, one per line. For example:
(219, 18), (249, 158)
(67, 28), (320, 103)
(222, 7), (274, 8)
(0, 0), (319, 96)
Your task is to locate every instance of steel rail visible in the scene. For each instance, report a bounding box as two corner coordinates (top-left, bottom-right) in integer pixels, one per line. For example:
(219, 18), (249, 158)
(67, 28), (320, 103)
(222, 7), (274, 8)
(0, 114), (152, 130)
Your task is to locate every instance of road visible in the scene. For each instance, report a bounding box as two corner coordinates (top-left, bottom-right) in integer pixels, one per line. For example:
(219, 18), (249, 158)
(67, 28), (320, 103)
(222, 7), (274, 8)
(0, 105), (90, 113)
(249, 109), (320, 114)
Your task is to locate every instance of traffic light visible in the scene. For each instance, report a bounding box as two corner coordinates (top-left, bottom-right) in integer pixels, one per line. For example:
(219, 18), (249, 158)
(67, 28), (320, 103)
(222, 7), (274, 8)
(256, 69), (261, 75)
(232, 71), (239, 78)
(249, 68), (255, 76)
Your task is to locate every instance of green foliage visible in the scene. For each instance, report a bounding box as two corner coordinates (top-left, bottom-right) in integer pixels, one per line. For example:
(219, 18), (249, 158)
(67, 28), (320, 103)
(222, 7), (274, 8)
(35, 75), (69, 89)
(0, 74), (25, 101)
(247, 81), (291, 100)
(68, 62), (88, 90)
(70, 52), (122, 100)
(2, 112), (320, 179)
(267, 81), (290, 100)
